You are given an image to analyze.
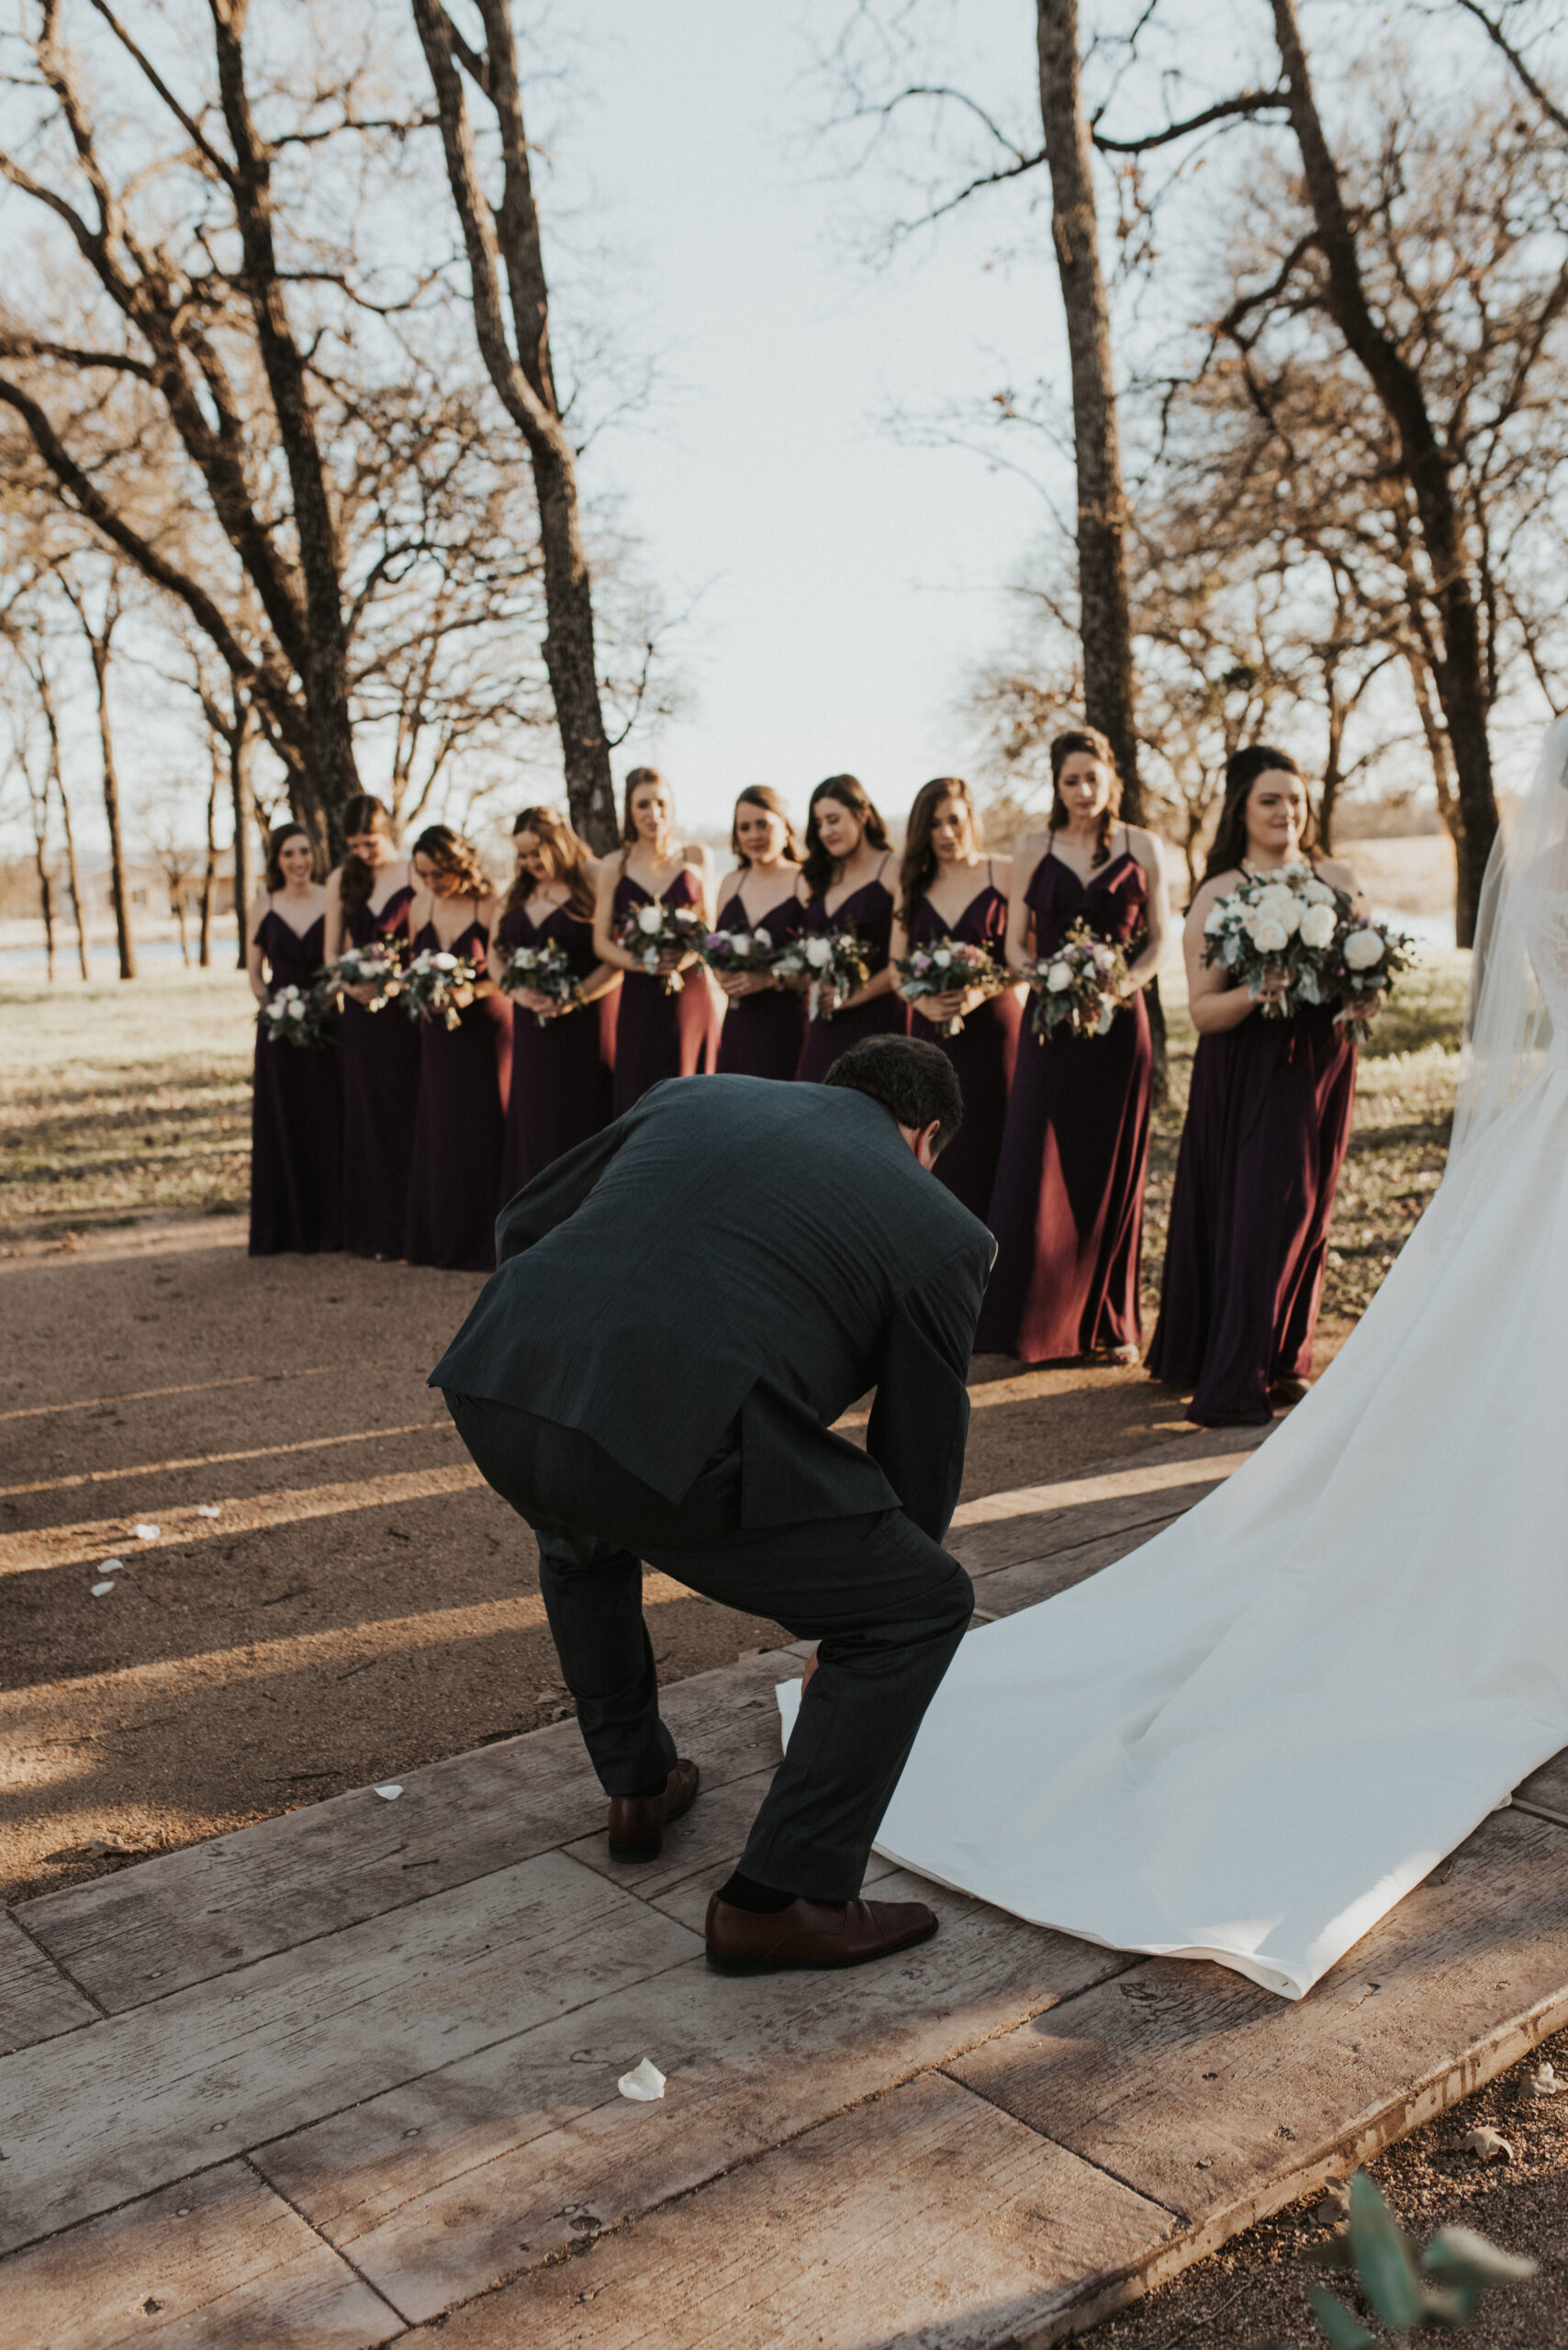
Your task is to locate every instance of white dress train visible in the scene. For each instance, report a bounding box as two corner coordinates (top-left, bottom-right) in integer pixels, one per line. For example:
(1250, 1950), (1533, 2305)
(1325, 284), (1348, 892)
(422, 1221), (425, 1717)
(783, 892), (1568, 1999)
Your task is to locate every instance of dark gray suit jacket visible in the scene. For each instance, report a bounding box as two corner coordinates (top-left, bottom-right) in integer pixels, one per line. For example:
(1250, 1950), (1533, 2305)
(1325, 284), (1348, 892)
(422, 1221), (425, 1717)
(430, 1075), (993, 1543)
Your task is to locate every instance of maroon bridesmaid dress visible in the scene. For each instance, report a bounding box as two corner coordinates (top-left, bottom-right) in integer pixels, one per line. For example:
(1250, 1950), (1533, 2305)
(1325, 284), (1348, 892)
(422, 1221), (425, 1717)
(1148, 999), (1356, 1426)
(495, 899), (617, 1197)
(610, 867), (721, 1114)
(249, 905), (342, 1257)
(402, 914), (512, 1271)
(713, 888), (806, 1080)
(796, 858), (909, 1082)
(977, 848), (1152, 1361)
(905, 869), (1023, 1220)
(340, 883), (422, 1258)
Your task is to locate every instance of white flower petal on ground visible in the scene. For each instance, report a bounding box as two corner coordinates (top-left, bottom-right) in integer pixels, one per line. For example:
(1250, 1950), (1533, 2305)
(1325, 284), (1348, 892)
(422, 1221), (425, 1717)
(196, 1505), (222, 1519)
(1463, 2125), (1513, 2161)
(373, 1783), (403, 1801)
(99, 1556), (126, 1572)
(132, 1524), (160, 1541)
(91, 1581), (116, 1597)
(617, 2056), (666, 2101)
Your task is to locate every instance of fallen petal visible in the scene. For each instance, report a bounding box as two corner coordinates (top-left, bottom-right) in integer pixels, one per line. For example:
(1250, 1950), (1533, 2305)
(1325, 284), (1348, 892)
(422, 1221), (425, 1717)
(196, 1505), (222, 1519)
(91, 1581), (116, 1597)
(617, 2057), (666, 2102)
(132, 1524), (161, 1541)
(373, 1784), (403, 1801)
(1463, 2125), (1513, 2162)
(99, 1557), (126, 1573)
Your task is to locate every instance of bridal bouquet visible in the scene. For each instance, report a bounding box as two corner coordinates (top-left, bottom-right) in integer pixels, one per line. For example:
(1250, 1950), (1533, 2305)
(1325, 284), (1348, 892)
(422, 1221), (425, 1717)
(772, 925), (869, 1022)
(895, 938), (1009, 1035)
(1027, 921), (1128, 1040)
(1202, 867), (1415, 1031)
(700, 925), (779, 979)
(327, 942), (404, 1012)
(398, 948), (478, 1031)
(498, 939), (580, 1025)
(615, 901), (708, 993)
(261, 981), (334, 1047)
(1324, 912), (1417, 1040)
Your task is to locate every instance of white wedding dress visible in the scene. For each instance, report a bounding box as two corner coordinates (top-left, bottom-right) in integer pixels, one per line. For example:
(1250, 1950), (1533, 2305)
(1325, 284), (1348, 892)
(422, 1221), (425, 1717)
(782, 724), (1568, 1998)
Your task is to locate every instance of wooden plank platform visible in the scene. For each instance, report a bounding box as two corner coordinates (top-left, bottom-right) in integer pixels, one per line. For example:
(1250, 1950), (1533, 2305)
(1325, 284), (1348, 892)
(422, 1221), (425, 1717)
(6, 1420), (1568, 2349)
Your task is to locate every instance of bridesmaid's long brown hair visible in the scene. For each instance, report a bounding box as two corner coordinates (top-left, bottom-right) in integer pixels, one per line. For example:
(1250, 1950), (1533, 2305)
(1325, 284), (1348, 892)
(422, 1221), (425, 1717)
(337, 793), (398, 919)
(1203, 746), (1315, 884)
(264, 822), (317, 891)
(731, 786), (804, 867)
(504, 804), (597, 923)
(898, 777), (981, 922)
(801, 775), (891, 897)
(1047, 728), (1123, 870)
(410, 823), (487, 898)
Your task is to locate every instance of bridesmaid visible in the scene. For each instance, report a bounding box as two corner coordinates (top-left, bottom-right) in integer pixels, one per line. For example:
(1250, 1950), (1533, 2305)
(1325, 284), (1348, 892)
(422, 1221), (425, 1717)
(711, 787), (808, 1080)
(403, 824), (511, 1271)
(593, 767), (719, 1114)
(890, 778), (1022, 1219)
(977, 728), (1168, 1365)
(490, 804), (620, 1196)
(1148, 746), (1365, 1427)
(323, 793), (421, 1259)
(247, 822), (342, 1257)
(796, 774), (909, 1082)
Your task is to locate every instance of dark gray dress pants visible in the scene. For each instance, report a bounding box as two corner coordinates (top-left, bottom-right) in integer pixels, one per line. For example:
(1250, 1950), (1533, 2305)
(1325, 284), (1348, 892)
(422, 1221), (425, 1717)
(442, 1390), (973, 1900)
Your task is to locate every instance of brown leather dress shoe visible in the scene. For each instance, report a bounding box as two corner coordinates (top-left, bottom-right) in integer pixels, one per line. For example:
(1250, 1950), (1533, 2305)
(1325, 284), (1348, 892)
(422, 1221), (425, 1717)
(606, 1758), (700, 1863)
(703, 1892), (937, 1975)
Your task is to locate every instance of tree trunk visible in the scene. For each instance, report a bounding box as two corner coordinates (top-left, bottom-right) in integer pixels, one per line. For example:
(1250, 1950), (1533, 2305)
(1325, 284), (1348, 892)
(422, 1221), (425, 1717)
(1268, 0), (1497, 944)
(34, 661), (90, 980)
(230, 700), (253, 970)
(29, 818), (56, 982)
(84, 618), (136, 981)
(200, 742), (220, 968)
(412, 0), (618, 850)
(173, 878), (191, 967)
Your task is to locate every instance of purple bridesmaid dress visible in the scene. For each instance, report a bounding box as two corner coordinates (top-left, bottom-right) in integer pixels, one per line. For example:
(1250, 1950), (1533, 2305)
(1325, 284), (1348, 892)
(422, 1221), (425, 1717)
(1148, 999), (1356, 1426)
(403, 915), (512, 1271)
(796, 859), (909, 1083)
(713, 888), (807, 1080)
(249, 905), (342, 1257)
(906, 868), (1023, 1220)
(610, 867), (721, 1114)
(340, 883), (422, 1258)
(496, 899), (617, 1197)
(977, 848), (1152, 1362)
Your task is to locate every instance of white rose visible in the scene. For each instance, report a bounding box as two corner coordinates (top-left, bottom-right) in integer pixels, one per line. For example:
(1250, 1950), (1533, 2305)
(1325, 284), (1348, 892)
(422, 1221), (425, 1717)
(1343, 927), (1385, 970)
(1303, 878), (1337, 906)
(933, 947), (952, 967)
(1204, 901), (1228, 935)
(287, 1000), (306, 1020)
(1046, 962), (1073, 993)
(1299, 902), (1336, 949)
(432, 951), (458, 970)
(1250, 916), (1289, 955)
(635, 905), (663, 935)
(1254, 886), (1301, 935)
(804, 936), (833, 967)
(1093, 945), (1116, 970)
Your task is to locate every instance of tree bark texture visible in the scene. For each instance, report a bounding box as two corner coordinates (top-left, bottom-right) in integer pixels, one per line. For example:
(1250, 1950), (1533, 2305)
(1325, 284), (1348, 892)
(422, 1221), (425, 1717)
(90, 624), (136, 981)
(1268, 0), (1497, 942)
(412, 0), (617, 850)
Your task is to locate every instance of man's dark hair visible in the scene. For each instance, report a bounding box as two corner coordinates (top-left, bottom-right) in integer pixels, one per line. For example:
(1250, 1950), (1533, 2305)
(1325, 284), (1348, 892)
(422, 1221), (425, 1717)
(823, 1035), (964, 1154)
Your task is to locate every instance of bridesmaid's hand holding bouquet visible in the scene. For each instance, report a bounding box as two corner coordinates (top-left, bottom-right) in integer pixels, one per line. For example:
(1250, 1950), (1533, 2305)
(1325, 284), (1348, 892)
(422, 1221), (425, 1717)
(498, 940), (581, 1026)
(1202, 866), (1415, 1033)
(261, 981), (335, 1047)
(400, 948), (478, 1031)
(896, 939), (1007, 1035)
(616, 901), (708, 993)
(1028, 921), (1129, 1040)
(701, 926), (780, 999)
(772, 925), (869, 1022)
(329, 943), (403, 1011)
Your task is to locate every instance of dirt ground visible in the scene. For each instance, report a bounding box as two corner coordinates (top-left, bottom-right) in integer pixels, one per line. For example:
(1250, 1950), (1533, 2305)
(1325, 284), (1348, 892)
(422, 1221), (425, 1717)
(0, 1213), (1265, 1910)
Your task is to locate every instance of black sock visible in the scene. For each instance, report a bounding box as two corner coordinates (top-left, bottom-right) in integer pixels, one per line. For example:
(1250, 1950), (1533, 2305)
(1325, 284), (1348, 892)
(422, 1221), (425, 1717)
(717, 1869), (798, 1914)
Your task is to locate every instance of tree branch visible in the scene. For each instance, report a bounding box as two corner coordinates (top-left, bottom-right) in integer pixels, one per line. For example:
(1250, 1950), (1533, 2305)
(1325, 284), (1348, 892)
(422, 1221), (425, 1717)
(1092, 86), (1292, 154)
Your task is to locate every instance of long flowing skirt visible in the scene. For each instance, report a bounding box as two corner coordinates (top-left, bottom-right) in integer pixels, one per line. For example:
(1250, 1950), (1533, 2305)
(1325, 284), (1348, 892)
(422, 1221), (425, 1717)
(783, 1061), (1568, 1998)
(404, 999), (511, 1271)
(612, 970), (721, 1115)
(249, 1024), (342, 1256)
(340, 996), (422, 1258)
(912, 992), (1024, 1223)
(502, 993), (616, 1199)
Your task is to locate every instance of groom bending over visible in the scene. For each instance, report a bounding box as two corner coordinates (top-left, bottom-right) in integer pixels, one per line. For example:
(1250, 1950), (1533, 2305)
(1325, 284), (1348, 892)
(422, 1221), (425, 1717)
(431, 1036), (992, 1973)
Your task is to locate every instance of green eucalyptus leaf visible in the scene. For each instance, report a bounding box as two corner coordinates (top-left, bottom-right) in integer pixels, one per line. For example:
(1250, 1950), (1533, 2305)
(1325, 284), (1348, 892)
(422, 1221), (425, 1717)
(1346, 2170), (1423, 2327)
(1306, 2288), (1375, 2350)
(1422, 2224), (1540, 2289)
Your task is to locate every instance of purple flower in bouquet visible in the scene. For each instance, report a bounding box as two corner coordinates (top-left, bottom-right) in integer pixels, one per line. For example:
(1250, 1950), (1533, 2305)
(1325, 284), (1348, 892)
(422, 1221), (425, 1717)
(700, 926), (779, 979)
(894, 937), (1008, 1035)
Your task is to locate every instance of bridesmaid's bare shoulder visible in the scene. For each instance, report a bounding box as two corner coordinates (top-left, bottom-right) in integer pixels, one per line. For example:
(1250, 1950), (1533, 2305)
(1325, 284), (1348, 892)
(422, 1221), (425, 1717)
(1185, 870), (1237, 929)
(1124, 824), (1164, 869)
(1010, 825), (1054, 875)
(1314, 854), (1361, 896)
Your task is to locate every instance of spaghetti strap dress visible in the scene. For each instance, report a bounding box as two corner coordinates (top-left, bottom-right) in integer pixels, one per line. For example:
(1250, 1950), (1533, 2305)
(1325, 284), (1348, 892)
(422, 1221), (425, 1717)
(610, 867), (721, 1114)
(340, 883), (422, 1258)
(402, 914), (512, 1271)
(977, 848), (1152, 1361)
(495, 898), (617, 1197)
(712, 888), (807, 1081)
(905, 867), (1023, 1220)
(796, 858), (909, 1083)
(249, 905), (342, 1257)
(1148, 991), (1356, 1426)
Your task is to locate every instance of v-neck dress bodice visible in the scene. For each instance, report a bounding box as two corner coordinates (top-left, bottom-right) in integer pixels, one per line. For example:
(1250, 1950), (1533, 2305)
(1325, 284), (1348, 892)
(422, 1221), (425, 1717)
(249, 902), (342, 1257)
(977, 844), (1152, 1362)
(496, 896), (617, 1193)
(610, 867), (720, 1113)
(796, 865), (908, 1082)
(713, 886), (807, 1081)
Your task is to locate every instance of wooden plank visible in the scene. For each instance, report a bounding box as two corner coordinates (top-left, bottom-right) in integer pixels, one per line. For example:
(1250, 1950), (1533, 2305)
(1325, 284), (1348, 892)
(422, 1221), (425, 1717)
(950, 1435), (1260, 1579)
(1, 2160), (403, 2350)
(16, 1650), (801, 2012)
(972, 1515), (1185, 1617)
(0, 1914), (96, 2056)
(412, 2070), (1173, 2350)
(0, 1852), (698, 2255)
(1514, 1745), (1568, 1816)
(252, 1871), (1128, 2323)
(950, 1807), (1568, 2237)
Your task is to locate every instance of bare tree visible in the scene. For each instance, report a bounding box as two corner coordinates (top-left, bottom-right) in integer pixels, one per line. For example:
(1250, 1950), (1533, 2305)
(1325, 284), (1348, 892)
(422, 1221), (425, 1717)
(2, 598), (92, 979)
(410, 0), (617, 847)
(56, 563), (135, 978)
